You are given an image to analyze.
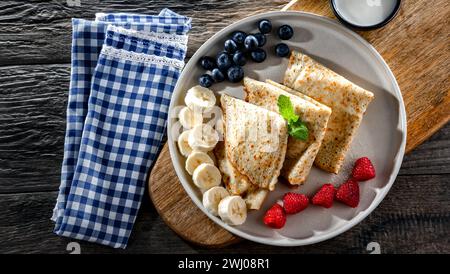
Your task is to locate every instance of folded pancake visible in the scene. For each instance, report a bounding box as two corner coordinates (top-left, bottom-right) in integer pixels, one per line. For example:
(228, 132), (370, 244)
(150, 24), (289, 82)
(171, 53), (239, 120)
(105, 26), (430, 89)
(220, 94), (288, 191)
(283, 51), (374, 173)
(214, 141), (251, 195)
(214, 141), (268, 210)
(243, 77), (332, 185)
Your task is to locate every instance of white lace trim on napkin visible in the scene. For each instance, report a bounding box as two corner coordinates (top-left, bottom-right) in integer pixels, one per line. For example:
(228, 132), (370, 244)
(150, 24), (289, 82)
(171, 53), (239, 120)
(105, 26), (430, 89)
(107, 24), (188, 45)
(101, 45), (185, 70)
(106, 25), (188, 50)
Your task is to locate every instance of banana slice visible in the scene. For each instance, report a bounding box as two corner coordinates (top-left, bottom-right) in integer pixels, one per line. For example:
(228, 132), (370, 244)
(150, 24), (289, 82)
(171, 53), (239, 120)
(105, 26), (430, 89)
(192, 163), (221, 189)
(188, 124), (219, 152)
(218, 195), (247, 226)
(178, 106), (203, 129)
(202, 186), (230, 216)
(185, 151), (214, 175)
(185, 85), (216, 110)
(177, 130), (193, 157)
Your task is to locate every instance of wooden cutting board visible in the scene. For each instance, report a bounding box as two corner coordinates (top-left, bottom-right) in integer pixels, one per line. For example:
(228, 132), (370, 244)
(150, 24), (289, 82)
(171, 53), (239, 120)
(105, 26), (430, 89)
(148, 0), (450, 247)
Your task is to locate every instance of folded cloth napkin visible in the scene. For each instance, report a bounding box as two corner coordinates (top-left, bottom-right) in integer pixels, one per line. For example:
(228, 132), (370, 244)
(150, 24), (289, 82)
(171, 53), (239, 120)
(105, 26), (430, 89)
(53, 10), (191, 248)
(53, 11), (190, 226)
(53, 9), (190, 224)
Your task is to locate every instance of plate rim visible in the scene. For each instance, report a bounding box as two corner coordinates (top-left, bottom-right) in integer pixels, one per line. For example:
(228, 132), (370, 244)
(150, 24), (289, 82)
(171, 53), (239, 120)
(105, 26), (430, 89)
(167, 10), (407, 247)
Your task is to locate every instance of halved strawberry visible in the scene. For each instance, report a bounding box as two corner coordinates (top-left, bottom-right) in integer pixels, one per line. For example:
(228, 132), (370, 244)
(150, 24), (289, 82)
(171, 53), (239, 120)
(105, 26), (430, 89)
(263, 203), (286, 229)
(283, 192), (309, 214)
(336, 179), (360, 208)
(311, 184), (335, 208)
(352, 157), (376, 181)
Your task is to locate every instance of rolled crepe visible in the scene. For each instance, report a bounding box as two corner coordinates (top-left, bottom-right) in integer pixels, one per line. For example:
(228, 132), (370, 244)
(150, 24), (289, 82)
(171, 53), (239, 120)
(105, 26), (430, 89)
(283, 51), (374, 173)
(244, 77), (332, 185)
(220, 94), (288, 191)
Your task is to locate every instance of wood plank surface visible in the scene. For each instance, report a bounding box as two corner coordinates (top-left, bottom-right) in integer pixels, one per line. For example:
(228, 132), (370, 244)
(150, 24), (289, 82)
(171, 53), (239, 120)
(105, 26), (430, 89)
(0, 0), (448, 253)
(0, 64), (68, 193)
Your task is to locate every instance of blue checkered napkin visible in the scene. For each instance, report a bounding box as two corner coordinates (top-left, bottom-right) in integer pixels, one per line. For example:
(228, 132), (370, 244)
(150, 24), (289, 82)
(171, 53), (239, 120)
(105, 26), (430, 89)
(53, 19), (188, 226)
(53, 13), (190, 227)
(56, 40), (184, 248)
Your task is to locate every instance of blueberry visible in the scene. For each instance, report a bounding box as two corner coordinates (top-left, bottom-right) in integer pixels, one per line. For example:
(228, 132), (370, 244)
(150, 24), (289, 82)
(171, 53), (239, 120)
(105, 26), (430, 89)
(253, 33), (266, 47)
(277, 25), (294, 40)
(211, 68), (226, 82)
(224, 39), (238, 54)
(231, 31), (247, 46)
(227, 66), (244, 83)
(250, 48), (266, 63)
(232, 51), (247, 66)
(244, 35), (259, 51)
(199, 74), (214, 87)
(199, 56), (216, 70)
(258, 19), (272, 34)
(216, 52), (232, 71)
(275, 43), (290, 57)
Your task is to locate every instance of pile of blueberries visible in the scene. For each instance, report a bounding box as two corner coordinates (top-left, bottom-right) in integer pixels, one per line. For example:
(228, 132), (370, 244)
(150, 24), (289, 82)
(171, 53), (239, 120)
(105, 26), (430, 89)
(198, 19), (294, 87)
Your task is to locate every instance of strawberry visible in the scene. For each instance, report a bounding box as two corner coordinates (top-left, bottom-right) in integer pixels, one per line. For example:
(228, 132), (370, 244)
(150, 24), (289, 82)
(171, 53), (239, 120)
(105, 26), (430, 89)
(311, 184), (335, 208)
(352, 157), (376, 181)
(263, 203), (286, 229)
(283, 192), (309, 214)
(336, 179), (360, 208)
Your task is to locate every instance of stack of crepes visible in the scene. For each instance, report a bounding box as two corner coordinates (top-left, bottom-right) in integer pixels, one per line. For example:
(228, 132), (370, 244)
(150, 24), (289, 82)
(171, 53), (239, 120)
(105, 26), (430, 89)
(216, 51), (374, 209)
(52, 9), (191, 248)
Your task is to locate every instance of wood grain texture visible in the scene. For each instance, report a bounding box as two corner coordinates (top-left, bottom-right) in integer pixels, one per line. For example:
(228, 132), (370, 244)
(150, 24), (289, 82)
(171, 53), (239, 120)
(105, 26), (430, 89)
(1, 172), (448, 253)
(399, 124), (450, 175)
(286, 0), (450, 153)
(0, 0), (289, 65)
(0, 64), (68, 193)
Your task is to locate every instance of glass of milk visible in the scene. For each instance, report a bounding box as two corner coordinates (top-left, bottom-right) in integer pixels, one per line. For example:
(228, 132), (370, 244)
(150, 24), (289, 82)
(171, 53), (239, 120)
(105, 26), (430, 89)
(330, 0), (401, 30)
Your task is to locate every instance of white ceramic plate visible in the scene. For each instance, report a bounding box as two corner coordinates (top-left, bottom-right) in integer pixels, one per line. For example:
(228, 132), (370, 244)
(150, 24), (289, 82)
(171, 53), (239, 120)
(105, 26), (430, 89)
(167, 11), (406, 246)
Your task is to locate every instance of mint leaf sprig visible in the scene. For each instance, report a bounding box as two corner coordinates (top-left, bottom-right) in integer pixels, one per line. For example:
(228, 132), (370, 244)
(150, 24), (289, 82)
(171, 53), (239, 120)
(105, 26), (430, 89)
(277, 95), (309, 141)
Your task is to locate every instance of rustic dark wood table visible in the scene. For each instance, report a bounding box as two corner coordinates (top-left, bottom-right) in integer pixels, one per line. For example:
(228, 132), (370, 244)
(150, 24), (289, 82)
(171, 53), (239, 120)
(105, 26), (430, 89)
(0, 1), (448, 254)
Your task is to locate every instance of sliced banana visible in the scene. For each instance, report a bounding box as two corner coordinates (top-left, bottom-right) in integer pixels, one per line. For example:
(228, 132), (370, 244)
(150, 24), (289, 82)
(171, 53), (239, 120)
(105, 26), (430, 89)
(185, 85), (216, 110)
(218, 195), (247, 226)
(177, 130), (193, 157)
(192, 163), (221, 189)
(188, 124), (219, 152)
(185, 151), (214, 175)
(202, 186), (230, 216)
(178, 106), (203, 129)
